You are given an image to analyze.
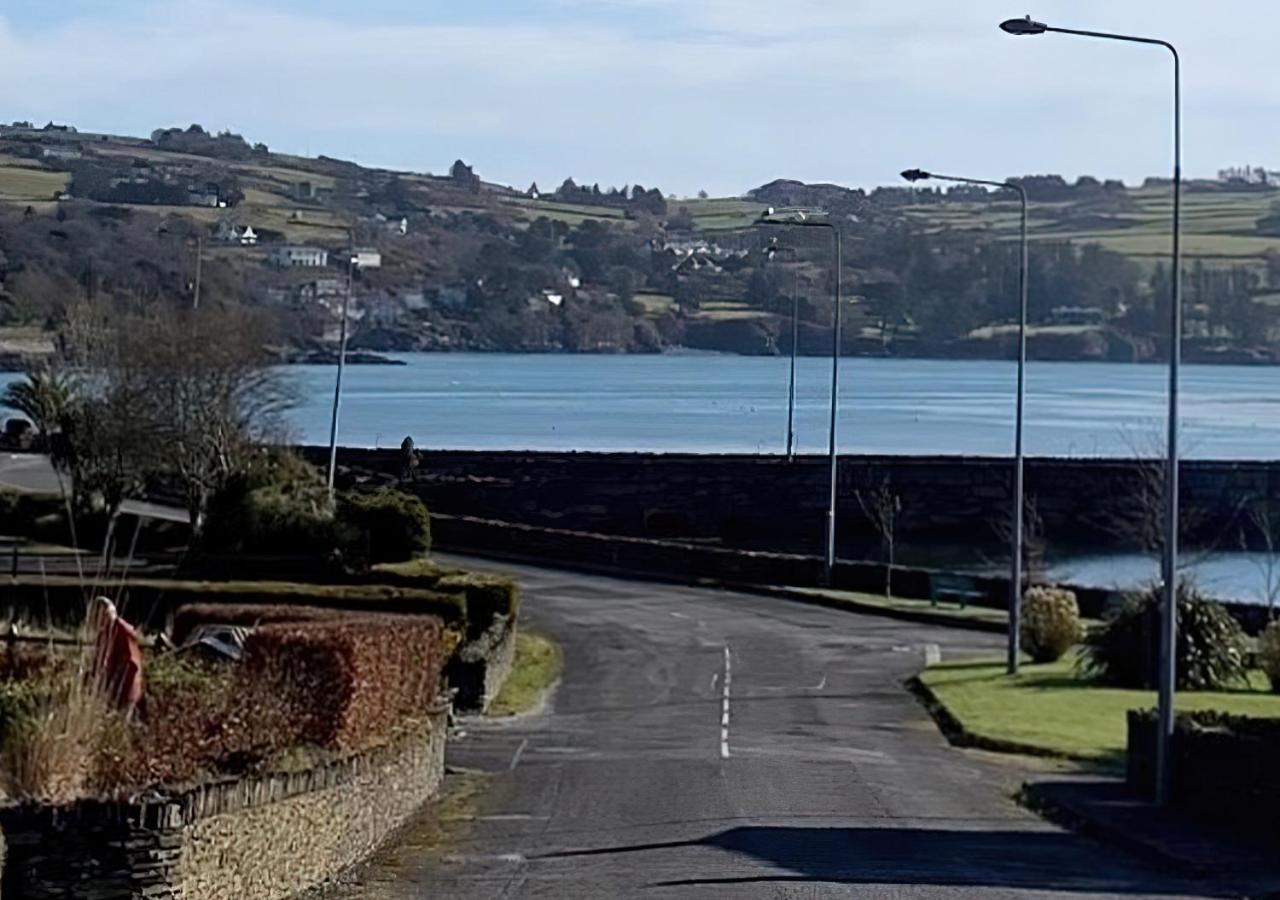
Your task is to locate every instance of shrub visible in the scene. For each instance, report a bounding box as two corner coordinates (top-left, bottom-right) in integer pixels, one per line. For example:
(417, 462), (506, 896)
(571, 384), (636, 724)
(202, 450), (344, 557)
(242, 615), (455, 750)
(1080, 583), (1249, 690)
(1019, 586), (1084, 663)
(1258, 620), (1280, 693)
(338, 488), (431, 565)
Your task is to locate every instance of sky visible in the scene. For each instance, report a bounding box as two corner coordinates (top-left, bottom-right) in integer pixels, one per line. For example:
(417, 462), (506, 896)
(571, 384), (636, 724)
(1, 1), (1276, 197)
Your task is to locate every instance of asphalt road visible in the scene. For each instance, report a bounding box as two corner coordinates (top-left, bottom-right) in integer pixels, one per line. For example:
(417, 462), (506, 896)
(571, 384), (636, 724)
(330, 558), (1230, 899)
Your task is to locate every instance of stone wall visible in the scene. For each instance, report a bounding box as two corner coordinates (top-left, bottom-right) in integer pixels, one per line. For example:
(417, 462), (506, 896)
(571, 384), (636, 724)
(0, 710), (447, 899)
(1128, 710), (1280, 837)
(449, 617), (518, 714)
(310, 447), (1280, 556)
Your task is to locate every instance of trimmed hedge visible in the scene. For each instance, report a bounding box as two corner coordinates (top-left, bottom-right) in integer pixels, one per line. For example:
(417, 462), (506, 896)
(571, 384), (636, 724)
(171, 603), (345, 645)
(373, 560), (519, 637)
(0, 576), (467, 631)
(242, 615), (456, 751)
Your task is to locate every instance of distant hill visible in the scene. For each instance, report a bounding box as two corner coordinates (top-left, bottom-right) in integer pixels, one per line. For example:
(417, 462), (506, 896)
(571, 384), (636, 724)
(0, 122), (1277, 364)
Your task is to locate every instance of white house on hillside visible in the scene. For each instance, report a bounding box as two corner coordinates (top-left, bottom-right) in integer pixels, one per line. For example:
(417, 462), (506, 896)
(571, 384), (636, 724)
(269, 245), (328, 268)
(352, 248), (382, 270)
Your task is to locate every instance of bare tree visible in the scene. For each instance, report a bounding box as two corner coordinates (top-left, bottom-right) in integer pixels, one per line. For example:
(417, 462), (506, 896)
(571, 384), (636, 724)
(120, 306), (295, 536)
(61, 304), (295, 539)
(1096, 425), (1214, 570)
(856, 477), (901, 599)
(1246, 500), (1280, 613)
(991, 494), (1048, 589)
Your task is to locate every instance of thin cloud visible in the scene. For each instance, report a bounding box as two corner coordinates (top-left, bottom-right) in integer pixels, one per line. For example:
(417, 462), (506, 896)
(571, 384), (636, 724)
(0, 1), (1276, 195)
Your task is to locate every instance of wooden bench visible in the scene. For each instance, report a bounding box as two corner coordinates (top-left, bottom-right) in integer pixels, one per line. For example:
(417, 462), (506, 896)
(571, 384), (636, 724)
(929, 573), (984, 609)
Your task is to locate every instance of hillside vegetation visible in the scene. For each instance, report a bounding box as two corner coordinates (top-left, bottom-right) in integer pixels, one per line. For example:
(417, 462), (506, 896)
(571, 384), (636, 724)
(0, 122), (1278, 364)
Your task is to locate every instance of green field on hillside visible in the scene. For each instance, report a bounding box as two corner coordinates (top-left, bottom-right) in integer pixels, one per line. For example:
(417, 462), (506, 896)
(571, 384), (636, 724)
(903, 187), (1280, 267)
(679, 197), (769, 231)
(0, 165), (69, 201)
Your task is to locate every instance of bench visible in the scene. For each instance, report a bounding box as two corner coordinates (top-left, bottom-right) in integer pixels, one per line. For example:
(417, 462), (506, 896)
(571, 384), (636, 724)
(929, 573), (984, 609)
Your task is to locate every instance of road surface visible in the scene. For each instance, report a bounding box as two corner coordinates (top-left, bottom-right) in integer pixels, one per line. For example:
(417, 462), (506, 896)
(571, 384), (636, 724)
(329, 558), (1230, 899)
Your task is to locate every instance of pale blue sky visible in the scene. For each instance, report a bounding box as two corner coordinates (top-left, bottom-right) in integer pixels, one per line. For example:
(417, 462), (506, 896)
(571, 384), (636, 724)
(2, 1), (1276, 196)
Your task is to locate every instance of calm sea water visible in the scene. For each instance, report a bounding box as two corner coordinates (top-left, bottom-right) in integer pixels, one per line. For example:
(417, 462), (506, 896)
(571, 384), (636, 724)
(7, 354), (1276, 599)
(286, 353), (1280, 458)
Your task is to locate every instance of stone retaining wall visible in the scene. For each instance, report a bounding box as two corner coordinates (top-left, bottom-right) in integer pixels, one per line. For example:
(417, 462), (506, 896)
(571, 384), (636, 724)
(449, 617), (517, 713)
(0, 710), (448, 899)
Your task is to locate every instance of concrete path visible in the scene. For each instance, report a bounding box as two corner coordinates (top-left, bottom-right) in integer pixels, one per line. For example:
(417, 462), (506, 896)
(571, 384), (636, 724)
(331, 558), (1233, 899)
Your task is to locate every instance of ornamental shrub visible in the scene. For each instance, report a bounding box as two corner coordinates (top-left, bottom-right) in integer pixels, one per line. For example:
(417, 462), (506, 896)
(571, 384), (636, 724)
(1019, 586), (1084, 663)
(1080, 582), (1248, 690)
(1258, 620), (1280, 693)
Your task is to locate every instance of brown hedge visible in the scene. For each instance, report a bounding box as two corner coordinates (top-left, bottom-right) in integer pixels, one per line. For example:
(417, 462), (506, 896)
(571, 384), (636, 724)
(171, 603), (345, 645)
(242, 615), (457, 751)
(0, 576), (467, 632)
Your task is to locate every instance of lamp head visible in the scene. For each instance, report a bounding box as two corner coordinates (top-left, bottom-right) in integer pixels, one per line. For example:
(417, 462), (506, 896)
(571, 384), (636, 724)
(1000, 15), (1048, 35)
(900, 168), (931, 183)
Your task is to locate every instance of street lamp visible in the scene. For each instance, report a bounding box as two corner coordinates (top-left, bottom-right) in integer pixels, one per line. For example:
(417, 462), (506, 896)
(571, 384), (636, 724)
(1001, 13), (1182, 806)
(326, 235), (356, 497)
(764, 238), (801, 461)
(903, 168), (1029, 676)
(757, 208), (842, 583)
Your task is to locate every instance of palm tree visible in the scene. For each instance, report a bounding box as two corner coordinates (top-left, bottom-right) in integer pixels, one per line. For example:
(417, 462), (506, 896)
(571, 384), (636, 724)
(1, 367), (79, 464)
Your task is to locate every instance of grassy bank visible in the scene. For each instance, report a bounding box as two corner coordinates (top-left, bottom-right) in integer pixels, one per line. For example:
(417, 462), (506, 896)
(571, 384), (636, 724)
(487, 631), (561, 717)
(919, 655), (1280, 764)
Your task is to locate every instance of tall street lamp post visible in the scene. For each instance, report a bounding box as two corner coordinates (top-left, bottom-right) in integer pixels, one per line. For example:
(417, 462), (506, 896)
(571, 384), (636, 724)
(1000, 13), (1181, 806)
(902, 168), (1029, 675)
(327, 236), (356, 497)
(758, 209), (842, 583)
(764, 238), (801, 460)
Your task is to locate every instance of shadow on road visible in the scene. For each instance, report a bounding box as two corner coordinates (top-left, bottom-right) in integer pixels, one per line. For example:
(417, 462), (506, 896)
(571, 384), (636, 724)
(539, 825), (1229, 895)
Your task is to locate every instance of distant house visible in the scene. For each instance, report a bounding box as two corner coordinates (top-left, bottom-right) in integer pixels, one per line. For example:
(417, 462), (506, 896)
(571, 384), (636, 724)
(215, 221), (258, 245)
(1049, 306), (1106, 327)
(187, 181), (222, 208)
(299, 277), (345, 301)
(269, 245), (329, 268)
(41, 145), (82, 161)
(351, 248), (382, 270)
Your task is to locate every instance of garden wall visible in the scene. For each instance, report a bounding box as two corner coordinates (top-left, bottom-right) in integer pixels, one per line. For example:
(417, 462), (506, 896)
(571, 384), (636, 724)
(1127, 710), (1280, 837)
(0, 711), (447, 899)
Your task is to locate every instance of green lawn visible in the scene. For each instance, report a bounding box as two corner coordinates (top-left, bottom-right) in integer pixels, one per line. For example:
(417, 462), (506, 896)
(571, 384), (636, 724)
(920, 654), (1280, 764)
(487, 630), (561, 717)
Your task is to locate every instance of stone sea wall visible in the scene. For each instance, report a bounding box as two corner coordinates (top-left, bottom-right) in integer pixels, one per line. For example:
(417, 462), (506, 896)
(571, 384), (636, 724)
(0, 711), (447, 900)
(312, 448), (1280, 555)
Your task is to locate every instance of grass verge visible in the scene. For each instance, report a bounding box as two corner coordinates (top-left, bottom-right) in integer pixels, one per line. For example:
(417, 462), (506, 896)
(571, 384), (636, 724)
(917, 654), (1280, 766)
(486, 631), (561, 718)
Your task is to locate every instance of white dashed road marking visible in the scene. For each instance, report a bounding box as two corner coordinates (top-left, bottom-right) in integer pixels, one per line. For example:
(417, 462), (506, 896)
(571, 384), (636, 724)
(720, 644), (732, 759)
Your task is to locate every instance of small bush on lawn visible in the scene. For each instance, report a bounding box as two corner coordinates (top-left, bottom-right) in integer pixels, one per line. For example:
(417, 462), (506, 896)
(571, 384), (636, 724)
(338, 488), (431, 565)
(1080, 582), (1249, 690)
(1020, 586), (1084, 663)
(1258, 620), (1280, 692)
